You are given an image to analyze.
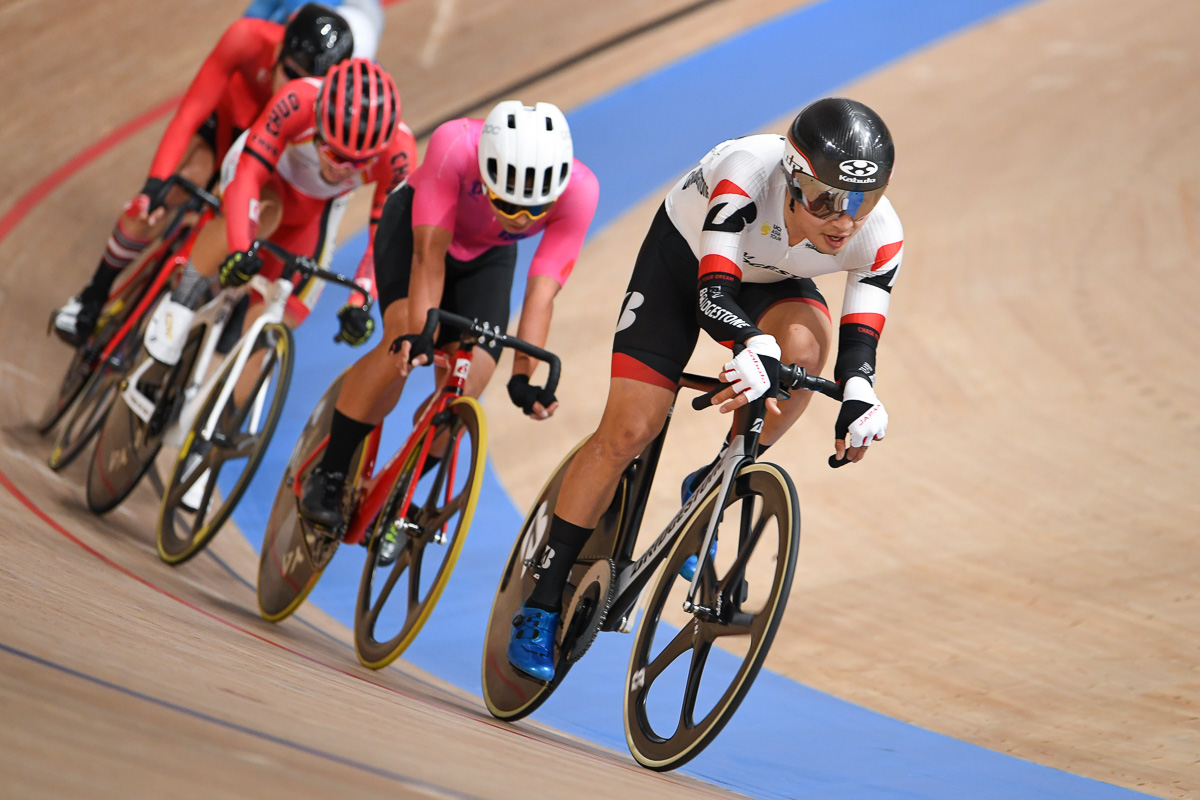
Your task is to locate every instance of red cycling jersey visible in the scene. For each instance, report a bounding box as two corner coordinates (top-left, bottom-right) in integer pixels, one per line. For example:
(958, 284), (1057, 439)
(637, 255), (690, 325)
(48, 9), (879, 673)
(147, 18), (283, 182)
(220, 76), (417, 292)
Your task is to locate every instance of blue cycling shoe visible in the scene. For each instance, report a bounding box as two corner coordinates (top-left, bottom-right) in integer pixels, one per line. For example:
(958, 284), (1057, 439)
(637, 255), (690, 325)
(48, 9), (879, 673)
(507, 604), (559, 682)
(680, 464), (710, 505)
(679, 538), (718, 582)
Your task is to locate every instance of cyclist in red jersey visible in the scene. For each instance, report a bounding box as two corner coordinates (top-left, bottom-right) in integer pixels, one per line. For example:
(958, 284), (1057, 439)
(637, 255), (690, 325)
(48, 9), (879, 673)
(52, 4), (354, 345)
(139, 58), (417, 375)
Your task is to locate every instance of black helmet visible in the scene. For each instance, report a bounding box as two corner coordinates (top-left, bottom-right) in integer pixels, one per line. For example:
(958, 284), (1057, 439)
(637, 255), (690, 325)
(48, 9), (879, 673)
(782, 97), (894, 220)
(281, 4), (354, 78)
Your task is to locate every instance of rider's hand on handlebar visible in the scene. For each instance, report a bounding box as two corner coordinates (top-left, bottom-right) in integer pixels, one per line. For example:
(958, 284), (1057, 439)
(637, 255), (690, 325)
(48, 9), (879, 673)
(335, 303), (374, 346)
(507, 374), (558, 420)
(123, 177), (170, 226)
(218, 249), (264, 288)
(713, 335), (783, 414)
(833, 375), (888, 463)
(389, 333), (434, 376)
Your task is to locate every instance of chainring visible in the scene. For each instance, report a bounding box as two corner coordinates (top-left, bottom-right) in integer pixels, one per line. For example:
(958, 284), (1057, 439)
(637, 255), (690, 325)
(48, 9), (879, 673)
(561, 558), (616, 664)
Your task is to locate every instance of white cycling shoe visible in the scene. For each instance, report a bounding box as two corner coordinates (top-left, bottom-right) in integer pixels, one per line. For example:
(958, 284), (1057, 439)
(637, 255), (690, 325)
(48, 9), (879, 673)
(144, 298), (195, 366)
(52, 295), (102, 346)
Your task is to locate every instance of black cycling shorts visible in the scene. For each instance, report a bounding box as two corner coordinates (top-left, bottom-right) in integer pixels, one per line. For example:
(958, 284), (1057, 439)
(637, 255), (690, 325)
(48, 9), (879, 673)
(375, 184), (518, 361)
(612, 202), (827, 389)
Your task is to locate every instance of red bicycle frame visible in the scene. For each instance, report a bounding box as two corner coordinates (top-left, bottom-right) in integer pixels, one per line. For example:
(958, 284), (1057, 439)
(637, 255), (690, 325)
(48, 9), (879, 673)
(91, 206), (216, 364)
(293, 344), (477, 546)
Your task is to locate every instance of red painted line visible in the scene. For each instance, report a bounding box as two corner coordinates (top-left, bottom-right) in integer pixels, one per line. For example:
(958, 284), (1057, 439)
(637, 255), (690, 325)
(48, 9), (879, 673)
(0, 5), (724, 790)
(0, 464), (716, 793)
(0, 96), (181, 246)
(0, 0), (411, 250)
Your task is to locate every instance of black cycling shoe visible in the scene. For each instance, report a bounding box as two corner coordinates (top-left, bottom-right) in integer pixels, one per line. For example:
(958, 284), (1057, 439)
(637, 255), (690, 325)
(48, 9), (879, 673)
(299, 467), (346, 530)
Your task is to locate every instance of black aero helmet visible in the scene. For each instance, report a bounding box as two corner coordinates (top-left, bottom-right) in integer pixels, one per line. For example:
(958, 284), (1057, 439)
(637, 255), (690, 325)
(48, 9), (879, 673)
(281, 3), (354, 78)
(782, 97), (894, 220)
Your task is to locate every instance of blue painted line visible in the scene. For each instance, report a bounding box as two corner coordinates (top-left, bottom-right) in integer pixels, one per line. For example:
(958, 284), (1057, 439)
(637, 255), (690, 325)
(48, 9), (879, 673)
(222, 0), (1161, 796)
(0, 641), (479, 798)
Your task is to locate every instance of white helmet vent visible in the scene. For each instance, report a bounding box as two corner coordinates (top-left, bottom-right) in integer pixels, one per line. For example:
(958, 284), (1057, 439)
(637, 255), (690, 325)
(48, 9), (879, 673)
(479, 100), (574, 205)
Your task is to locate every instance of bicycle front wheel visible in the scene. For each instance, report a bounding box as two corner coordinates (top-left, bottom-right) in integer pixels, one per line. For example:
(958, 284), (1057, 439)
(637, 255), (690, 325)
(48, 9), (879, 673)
(158, 323), (293, 565)
(354, 396), (487, 670)
(624, 462), (799, 771)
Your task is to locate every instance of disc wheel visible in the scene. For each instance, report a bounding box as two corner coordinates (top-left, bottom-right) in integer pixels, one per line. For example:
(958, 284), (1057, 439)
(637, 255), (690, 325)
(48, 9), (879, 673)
(481, 438), (627, 721)
(623, 462), (799, 771)
(84, 329), (203, 514)
(257, 371), (363, 623)
(158, 323), (293, 565)
(354, 397), (487, 670)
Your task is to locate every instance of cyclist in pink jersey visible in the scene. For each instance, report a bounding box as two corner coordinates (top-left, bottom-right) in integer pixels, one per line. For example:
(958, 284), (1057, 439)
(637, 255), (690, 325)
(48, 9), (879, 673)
(298, 100), (600, 535)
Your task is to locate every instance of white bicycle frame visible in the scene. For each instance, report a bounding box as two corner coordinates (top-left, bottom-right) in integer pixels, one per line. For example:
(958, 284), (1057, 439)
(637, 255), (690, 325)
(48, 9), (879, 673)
(119, 272), (291, 451)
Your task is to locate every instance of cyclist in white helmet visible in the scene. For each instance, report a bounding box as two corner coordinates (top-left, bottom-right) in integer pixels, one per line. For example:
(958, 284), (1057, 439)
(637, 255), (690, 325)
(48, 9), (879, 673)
(297, 100), (600, 533)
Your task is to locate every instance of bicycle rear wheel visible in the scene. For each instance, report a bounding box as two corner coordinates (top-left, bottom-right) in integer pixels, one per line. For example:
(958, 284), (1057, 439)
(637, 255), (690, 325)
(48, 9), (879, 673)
(38, 243), (165, 434)
(85, 329), (203, 514)
(257, 371), (365, 622)
(46, 296), (157, 470)
(158, 323), (293, 565)
(624, 462), (799, 771)
(481, 438), (626, 721)
(354, 397), (487, 669)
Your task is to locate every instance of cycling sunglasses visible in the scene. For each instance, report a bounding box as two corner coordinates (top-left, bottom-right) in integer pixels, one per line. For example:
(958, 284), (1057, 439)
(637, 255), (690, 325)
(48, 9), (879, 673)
(276, 57), (310, 83)
(316, 136), (377, 169)
(784, 170), (886, 221)
(486, 187), (553, 221)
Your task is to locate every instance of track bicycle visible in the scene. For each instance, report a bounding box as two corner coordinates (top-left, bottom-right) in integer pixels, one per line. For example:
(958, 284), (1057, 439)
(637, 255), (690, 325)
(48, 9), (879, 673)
(85, 238), (360, 524)
(481, 363), (842, 771)
(41, 176), (221, 469)
(153, 240), (372, 564)
(256, 308), (560, 672)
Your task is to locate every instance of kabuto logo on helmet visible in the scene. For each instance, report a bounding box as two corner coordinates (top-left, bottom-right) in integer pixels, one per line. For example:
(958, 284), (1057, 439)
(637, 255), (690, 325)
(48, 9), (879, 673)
(840, 160), (878, 177)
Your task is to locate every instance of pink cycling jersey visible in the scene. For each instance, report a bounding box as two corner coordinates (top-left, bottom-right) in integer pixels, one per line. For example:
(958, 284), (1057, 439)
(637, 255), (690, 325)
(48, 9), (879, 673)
(407, 118), (599, 285)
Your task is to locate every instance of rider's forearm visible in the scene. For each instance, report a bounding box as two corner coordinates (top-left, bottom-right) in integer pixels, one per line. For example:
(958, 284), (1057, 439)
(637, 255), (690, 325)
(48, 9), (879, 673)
(406, 252), (446, 334)
(513, 275), (559, 376)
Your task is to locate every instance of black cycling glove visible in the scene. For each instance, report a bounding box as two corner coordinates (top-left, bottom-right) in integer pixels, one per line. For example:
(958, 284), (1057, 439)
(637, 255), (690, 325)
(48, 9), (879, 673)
(507, 374), (556, 414)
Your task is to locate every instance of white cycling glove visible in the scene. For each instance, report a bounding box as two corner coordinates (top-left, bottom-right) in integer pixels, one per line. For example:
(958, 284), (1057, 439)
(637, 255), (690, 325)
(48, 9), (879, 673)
(721, 334), (782, 403)
(836, 376), (889, 447)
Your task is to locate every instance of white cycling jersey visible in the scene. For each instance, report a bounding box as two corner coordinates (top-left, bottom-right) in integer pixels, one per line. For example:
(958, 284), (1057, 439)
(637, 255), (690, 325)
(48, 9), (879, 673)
(664, 134), (904, 330)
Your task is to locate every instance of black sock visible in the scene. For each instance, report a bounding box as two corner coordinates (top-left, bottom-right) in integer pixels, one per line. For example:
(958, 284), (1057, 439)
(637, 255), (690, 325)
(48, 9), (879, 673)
(526, 514), (593, 611)
(319, 410), (375, 477)
(82, 262), (120, 304)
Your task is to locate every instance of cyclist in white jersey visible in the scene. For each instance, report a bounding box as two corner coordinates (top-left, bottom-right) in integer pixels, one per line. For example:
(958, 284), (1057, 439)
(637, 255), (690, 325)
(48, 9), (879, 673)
(507, 98), (904, 682)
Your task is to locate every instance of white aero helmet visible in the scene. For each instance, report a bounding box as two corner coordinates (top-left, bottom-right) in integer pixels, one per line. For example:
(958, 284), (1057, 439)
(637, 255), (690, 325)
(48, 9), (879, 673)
(478, 101), (573, 208)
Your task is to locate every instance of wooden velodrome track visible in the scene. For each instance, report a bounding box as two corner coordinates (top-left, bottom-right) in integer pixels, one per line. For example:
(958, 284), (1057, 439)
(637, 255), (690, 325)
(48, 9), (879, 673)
(1, 0), (1197, 797)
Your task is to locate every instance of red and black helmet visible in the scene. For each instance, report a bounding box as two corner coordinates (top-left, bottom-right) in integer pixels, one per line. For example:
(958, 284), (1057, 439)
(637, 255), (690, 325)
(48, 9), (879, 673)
(315, 58), (401, 162)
